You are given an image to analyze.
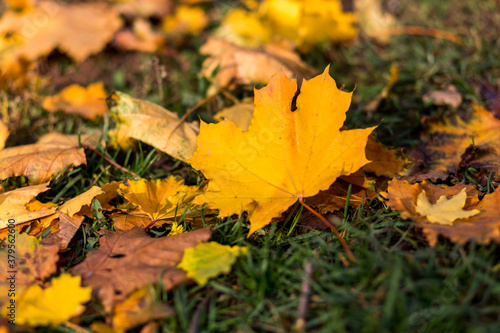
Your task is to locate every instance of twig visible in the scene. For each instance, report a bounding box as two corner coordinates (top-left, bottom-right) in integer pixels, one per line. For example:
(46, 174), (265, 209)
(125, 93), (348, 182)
(299, 197), (357, 263)
(380, 26), (461, 44)
(63, 321), (89, 333)
(83, 145), (141, 179)
(188, 291), (213, 333)
(294, 261), (313, 331)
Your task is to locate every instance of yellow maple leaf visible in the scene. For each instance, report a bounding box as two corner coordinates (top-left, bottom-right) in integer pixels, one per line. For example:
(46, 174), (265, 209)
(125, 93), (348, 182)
(42, 82), (108, 120)
(178, 242), (248, 286)
(13, 273), (92, 326)
(415, 188), (481, 225)
(118, 176), (200, 227)
(188, 67), (375, 235)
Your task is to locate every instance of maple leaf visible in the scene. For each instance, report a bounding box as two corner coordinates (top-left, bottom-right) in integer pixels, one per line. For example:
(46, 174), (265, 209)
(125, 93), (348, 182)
(178, 242), (248, 286)
(36, 132), (101, 149)
(42, 82), (108, 120)
(382, 179), (500, 246)
(409, 105), (500, 183)
(70, 227), (211, 311)
(201, 37), (315, 90)
(118, 177), (200, 228)
(14, 273), (91, 326)
(189, 67), (376, 235)
(0, 143), (86, 184)
(40, 212), (85, 250)
(0, 1), (122, 64)
(415, 188), (480, 225)
(213, 100), (254, 131)
(107, 91), (199, 161)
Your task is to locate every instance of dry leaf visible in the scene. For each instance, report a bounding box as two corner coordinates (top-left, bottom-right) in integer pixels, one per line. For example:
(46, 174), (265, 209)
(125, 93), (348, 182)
(423, 85), (462, 109)
(201, 37), (315, 89)
(13, 273), (91, 326)
(189, 67), (375, 235)
(0, 183), (55, 230)
(382, 179), (500, 246)
(415, 188), (480, 225)
(111, 212), (153, 231)
(115, 0), (172, 17)
(70, 227), (211, 311)
(36, 132), (101, 149)
(214, 101), (254, 132)
(40, 212), (85, 250)
(112, 287), (173, 330)
(115, 19), (164, 53)
(0, 120), (9, 150)
(42, 82), (108, 120)
(409, 105), (500, 183)
(107, 91), (199, 161)
(178, 242), (248, 286)
(0, 143), (86, 184)
(363, 133), (412, 178)
(0, 1), (122, 64)
(0, 232), (58, 286)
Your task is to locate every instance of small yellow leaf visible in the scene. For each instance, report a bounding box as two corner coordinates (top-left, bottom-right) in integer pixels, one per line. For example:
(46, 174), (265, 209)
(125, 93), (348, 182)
(42, 82), (107, 120)
(178, 242), (248, 286)
(415, 188), (481, 225)
(118, 176), (199, 225)
(14, 273), (92, 326)
(162, 5), (208, 36)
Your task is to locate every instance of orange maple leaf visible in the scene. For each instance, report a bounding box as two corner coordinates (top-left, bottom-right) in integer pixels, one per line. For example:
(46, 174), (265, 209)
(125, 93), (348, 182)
(188, 67), (376, 235)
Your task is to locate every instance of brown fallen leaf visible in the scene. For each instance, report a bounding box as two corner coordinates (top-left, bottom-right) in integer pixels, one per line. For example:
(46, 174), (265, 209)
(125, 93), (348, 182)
(70, 227), (211, 311)
(201, 37), (315, 90)
(111, 212), (153, 231)
(115, 19), (164, 53)
(423, 85), (462, 109)
(107, 91), (199, 161)
(115, 0), (173, 18)
(409, 105), (500, 183)
(0, 232), (59, 285)
(36, 132), (101, 149)
(355, 0), (395, 42)
(363, 133), (412, 178)
(42, 82), (108, 120)
(0, 143), (86, 184)
(381, 179), (500, 246)
(40, 212), (85, 250)
(0, 1), (122, 64)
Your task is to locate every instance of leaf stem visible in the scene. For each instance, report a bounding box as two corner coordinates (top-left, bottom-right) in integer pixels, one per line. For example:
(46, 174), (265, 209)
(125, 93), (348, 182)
(299, 197), (357, 264)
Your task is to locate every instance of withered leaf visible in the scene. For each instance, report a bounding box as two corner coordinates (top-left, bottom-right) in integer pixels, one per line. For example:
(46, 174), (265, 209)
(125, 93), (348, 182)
(409, 105), (500, 183)
(382, 179), (500, 246)
(70, 227), (211, 311)
(0, 144), (86, 184)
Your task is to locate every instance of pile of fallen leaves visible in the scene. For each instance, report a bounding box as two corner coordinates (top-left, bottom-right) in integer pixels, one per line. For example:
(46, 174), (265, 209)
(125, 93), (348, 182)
(0, 0), (499, 331)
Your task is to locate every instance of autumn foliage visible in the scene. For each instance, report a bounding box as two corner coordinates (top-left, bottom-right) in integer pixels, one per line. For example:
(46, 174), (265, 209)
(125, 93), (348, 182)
(0, 0), (499, 331)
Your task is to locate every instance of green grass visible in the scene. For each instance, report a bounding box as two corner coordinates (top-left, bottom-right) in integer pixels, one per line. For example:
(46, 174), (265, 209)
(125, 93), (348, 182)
(3, 0), (500, 331)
